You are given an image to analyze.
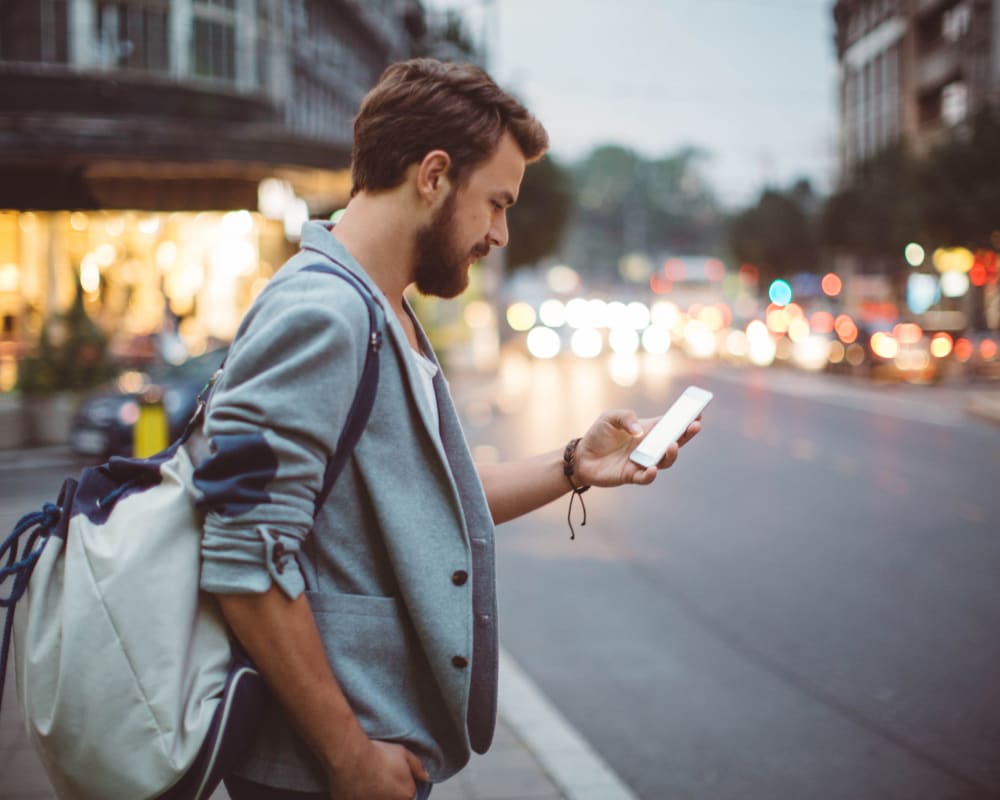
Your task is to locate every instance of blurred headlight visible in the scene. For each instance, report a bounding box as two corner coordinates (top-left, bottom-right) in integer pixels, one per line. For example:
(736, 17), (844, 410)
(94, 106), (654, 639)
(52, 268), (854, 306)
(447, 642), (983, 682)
(526, 327), (561, 359)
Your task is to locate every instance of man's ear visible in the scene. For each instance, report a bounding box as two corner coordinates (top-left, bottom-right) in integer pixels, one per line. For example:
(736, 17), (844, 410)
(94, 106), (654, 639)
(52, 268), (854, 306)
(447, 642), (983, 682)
(416, 149), (452, 206)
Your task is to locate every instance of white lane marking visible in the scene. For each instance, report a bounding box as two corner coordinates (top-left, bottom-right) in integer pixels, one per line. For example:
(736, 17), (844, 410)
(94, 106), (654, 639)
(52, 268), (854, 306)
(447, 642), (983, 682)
(499, 647), (640, 800)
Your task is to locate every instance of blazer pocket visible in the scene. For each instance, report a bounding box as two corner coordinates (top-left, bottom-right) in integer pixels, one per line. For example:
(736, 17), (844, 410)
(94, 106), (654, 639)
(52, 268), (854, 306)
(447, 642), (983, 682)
(305, 590), (419, 741)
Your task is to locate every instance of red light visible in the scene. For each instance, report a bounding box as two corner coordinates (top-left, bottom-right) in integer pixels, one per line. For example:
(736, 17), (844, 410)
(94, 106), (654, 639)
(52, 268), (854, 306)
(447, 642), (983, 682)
(821, 273), (842, 297)
(981, 339), (998, 361)
(810, 311), (834, 334)
(664, 259), (686, 281)
(739, 264), (758, 286)
(650, 274), (672, 295)
(704, 258), (725, 282)
(970, 264), (987, 287)
(954, 338), (974, 362)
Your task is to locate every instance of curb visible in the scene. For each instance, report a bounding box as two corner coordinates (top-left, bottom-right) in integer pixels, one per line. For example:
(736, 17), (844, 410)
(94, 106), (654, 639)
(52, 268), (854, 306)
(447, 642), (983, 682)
(498, 648), (638, 800)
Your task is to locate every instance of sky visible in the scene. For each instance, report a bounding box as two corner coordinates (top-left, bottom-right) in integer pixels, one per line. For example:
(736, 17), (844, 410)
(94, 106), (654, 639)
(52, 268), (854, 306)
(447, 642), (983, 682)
(426, 0), (840, 208)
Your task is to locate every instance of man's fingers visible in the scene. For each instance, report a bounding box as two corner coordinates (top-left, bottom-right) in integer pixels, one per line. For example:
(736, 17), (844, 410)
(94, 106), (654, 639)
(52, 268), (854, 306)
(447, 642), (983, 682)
(677, 419), (702, 447)
(656, 442), (680, 469)
(605, 409), (644, 436)
(403, 748), (429, 781)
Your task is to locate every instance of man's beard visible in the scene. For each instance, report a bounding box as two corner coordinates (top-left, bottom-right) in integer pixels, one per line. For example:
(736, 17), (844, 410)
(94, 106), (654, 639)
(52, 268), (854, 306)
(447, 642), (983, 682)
(413, 191), (489, 299)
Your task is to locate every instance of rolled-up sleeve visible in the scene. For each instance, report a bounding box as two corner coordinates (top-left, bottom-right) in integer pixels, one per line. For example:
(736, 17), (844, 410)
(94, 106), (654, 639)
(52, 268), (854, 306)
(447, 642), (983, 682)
(195, 271), (367, 599)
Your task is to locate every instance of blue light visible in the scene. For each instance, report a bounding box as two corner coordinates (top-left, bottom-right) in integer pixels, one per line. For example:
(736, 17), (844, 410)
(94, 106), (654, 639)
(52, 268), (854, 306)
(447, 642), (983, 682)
(768, 279), (792, 306)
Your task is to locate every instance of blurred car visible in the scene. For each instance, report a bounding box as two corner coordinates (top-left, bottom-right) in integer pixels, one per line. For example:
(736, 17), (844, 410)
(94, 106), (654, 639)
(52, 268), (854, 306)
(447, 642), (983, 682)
(70, 348), (227, 460)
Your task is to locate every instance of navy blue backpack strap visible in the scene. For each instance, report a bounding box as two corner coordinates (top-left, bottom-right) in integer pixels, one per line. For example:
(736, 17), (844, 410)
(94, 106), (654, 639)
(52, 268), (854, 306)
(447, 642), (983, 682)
(298, 256), (385, 511)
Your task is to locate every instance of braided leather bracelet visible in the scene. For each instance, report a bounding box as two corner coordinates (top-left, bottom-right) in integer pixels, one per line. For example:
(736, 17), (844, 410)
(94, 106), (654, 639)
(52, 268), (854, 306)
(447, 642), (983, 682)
(562, 437), (591, 540)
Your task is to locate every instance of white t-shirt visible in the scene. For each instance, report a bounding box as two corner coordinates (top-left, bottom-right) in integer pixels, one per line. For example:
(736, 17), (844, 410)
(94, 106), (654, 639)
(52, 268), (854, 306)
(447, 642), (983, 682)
(410, 348), (440, 434)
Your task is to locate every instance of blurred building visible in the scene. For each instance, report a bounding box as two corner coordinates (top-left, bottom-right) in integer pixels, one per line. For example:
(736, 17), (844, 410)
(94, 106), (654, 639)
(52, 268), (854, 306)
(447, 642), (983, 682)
(0, 0), (420, 389)
(834, 0), (999, 174)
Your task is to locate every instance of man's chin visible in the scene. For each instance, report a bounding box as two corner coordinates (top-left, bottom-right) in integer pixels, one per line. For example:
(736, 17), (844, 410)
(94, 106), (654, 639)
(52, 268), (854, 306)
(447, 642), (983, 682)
(415, 269), (469, 299)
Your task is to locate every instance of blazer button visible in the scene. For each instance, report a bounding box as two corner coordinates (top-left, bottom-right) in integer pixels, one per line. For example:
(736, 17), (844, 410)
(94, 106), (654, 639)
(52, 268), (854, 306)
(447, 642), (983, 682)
(451, 655), (469, 669)
(451, 570), (468, 586)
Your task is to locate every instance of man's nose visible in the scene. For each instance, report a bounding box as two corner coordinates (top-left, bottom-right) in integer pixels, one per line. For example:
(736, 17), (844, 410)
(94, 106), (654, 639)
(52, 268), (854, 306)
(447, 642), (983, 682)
(488, 213), (509, 249)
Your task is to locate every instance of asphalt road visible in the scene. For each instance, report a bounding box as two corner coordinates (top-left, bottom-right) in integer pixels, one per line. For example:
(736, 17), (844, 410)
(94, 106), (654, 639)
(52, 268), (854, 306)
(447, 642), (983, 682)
(2, 353), (998, 800)
(458, 352), (1000, 800)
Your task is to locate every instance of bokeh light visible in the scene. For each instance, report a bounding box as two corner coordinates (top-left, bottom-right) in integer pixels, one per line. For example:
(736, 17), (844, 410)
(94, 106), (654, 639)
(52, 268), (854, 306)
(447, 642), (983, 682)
(538, 299), (567, 328)
(821, 273), (842, 296)
(930, 332), (953, 358)
(904, 242), (925, 267)
(641, 324), (672, 355)
(570, 327), (603, 358)
(506, 302), (536, 332)
(526, 327), (560, 359)
(768, 279), (793, 306)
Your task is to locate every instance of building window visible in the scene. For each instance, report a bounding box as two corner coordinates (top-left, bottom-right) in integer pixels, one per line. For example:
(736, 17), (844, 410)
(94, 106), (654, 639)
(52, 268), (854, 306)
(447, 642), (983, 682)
(96, 1), (170, 73)
(192, 0), (238, 82)
(941, 81), (968, 126)
(942, 2), (971, 43)
(0, 0), (68, 65)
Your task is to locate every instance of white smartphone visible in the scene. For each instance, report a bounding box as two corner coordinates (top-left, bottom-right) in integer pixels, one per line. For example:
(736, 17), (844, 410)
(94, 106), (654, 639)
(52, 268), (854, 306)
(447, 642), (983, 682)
(629, 385), (712, 469)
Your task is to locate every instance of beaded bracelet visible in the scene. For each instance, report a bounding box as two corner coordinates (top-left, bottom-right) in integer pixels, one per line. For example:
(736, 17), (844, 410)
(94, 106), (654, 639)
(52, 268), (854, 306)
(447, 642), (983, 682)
(562, 437), (591, 540)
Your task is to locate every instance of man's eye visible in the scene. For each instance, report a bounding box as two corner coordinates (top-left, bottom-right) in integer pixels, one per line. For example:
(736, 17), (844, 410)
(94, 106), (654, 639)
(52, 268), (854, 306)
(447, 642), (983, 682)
(492, 201), (503, 211)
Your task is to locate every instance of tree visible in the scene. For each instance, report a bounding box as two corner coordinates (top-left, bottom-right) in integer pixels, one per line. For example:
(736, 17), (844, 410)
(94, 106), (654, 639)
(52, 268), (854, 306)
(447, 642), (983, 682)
(819, 145), (922, 263)
(564, 145), (724, 278)
(920, 109), (1000, 249)
(728, 180), (821, 289)
(505, 155), (573, 271)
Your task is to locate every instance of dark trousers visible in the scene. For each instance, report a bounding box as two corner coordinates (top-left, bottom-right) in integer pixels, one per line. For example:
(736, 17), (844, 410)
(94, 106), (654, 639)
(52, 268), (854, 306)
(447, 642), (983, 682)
(224, 774), (433, 800)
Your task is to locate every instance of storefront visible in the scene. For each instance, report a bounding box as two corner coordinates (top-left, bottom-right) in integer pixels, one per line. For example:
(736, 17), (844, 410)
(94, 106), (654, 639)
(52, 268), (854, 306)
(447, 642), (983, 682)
(0, 207), (293, 392)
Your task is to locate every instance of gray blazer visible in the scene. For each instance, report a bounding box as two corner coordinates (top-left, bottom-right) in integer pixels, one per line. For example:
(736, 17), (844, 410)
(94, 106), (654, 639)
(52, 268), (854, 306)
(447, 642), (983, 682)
(197, 221), (497, 790)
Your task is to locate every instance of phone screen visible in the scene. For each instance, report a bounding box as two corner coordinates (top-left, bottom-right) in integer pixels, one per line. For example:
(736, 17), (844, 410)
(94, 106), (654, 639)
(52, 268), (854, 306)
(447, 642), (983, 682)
(635, 392), (706, 457)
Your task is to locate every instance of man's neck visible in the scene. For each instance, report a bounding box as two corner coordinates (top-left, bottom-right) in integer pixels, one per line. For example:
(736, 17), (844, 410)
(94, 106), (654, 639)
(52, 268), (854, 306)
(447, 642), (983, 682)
(329, 192), (416, 310)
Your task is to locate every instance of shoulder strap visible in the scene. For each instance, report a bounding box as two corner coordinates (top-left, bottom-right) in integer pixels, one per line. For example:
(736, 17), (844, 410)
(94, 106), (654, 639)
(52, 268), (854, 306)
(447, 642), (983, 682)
(179, 255), (383, 512)
(300, 259), (385, 511)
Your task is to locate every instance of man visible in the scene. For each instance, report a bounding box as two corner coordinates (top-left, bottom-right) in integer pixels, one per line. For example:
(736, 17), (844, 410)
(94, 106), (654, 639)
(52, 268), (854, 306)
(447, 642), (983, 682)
(197, 59), (700, 800)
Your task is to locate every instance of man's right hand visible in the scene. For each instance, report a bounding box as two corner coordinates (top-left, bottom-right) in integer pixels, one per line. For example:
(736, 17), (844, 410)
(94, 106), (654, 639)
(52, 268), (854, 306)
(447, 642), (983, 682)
(328, 738), (429, 800)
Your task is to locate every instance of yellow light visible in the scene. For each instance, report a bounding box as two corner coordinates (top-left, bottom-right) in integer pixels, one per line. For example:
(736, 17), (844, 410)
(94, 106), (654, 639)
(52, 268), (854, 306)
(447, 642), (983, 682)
(787, 318), (811, 343)
(893, 323), (923, 344)
(464, 300), (495, 330)
(871, 332), (899, 359)
(698, 305), (724, 331)
(0, 263), (18, 293)
(81, 260), (101, 293)
(766, 307), (790, 334)
(506, 302), (536, 332)
(846, 343), (865, 366)
(69, 212), (88, 231)
(829, 341), (846, 363)
(930, 332), (953, 358)
(932, 247), (974, 274)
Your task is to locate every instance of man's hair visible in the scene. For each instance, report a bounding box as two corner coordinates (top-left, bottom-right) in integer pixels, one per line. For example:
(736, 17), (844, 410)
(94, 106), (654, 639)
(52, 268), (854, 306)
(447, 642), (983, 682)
(351, 58), (548, 195)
